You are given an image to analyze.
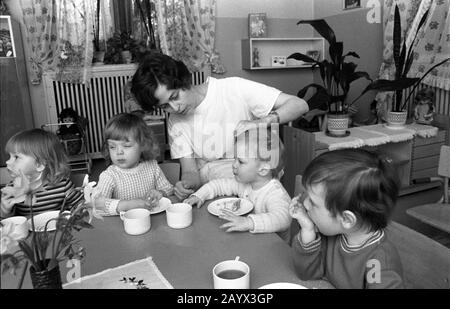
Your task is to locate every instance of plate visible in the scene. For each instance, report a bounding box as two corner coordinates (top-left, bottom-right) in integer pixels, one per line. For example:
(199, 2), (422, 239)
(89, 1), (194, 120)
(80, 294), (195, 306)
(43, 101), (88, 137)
(207, 198), (254, 217)
(27, 210), (63, 232)
(259, 282), (308, 289)
(149, 197), (171, 215)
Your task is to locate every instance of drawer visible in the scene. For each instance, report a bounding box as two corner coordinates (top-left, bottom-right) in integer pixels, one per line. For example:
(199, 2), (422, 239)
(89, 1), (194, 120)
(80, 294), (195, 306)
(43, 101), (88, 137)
(411, 167), (439, 180)
(412, 143), (443, 159)
(413, 130), (446, 146)
(411, 155), (440, 172)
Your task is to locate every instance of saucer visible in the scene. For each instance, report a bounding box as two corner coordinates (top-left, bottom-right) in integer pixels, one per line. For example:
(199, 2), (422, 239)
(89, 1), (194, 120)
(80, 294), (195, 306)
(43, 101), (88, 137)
(149, 197), (171, 215)
(325, 130), (351, 138)
(207, 198), (254, 217)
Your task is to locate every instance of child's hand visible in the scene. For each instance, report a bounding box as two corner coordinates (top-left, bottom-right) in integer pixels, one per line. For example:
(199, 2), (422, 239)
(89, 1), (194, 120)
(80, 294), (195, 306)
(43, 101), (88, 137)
(146, 190), (163, 209)
(1, 191), (15, 215)
(219, 209), (254, 232)
(174, 180), (195, 200)
(183, 195), (203, 208)
(289, 194), (316, 232)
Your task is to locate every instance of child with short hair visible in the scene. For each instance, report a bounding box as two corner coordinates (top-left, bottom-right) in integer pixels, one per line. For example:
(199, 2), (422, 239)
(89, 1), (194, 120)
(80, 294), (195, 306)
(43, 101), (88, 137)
(1, 129), (83, 218)
(290, 149), (404, 289)
(184, 125), (292, 242)
(95, 113), (173, 215)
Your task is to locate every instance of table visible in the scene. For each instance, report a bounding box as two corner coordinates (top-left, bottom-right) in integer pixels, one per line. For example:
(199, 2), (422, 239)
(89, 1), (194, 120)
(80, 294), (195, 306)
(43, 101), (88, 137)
(1, 200), (333, 289)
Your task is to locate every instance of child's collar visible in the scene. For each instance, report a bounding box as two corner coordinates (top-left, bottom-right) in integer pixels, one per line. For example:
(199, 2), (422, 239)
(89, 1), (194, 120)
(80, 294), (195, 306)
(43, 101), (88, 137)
(340, 229), (384, 253)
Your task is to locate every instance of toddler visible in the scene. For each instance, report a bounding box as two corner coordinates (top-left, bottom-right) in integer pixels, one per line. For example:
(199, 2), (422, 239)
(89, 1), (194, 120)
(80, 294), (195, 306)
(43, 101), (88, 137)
(1, 129), (83, 218)
(290, 149), (404, 288)
(184, 125), (292, 242)
(95, 113), (173, 215)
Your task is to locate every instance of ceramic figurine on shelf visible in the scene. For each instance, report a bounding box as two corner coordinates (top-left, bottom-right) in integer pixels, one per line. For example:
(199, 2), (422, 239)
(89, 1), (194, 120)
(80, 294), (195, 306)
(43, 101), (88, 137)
(252, 47), (260, 67)
(413, 88), (435, 125)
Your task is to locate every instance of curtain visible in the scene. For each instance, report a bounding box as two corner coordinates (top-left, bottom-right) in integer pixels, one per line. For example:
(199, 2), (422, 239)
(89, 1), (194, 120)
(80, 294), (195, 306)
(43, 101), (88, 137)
(54, 0), (94, 83)
(155, 0), (225, 73)
(407, 0), (450, 90)
(131, 0), (159, 50)
(19, 0), (58, 84)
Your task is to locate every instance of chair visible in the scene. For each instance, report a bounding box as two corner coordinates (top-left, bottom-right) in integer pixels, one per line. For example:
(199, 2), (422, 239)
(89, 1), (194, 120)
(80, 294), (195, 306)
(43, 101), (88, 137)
(406, 145), (450, 234)
(159, 162), (181, 185)
(386, 221), (450, 289)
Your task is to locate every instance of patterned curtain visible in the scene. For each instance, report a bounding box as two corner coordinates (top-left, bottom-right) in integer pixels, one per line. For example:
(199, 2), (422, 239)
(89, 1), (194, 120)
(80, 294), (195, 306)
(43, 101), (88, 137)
(375, 0), (424, 119)
(19, 0), (58, 85)
(54, 0), (94, 83)
(407, 0), (450, 90)
(155, 0), (226, 73)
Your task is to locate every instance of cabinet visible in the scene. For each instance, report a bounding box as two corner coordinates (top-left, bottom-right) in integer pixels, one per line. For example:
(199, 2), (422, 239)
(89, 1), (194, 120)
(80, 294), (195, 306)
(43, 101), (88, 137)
(282, 116), (450, 197)
(241, 38), (324, 70)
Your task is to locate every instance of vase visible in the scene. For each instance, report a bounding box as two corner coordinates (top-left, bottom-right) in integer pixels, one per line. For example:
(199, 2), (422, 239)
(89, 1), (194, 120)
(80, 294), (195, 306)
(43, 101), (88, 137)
(387, 110), (408, 129)
(29, 260), (63, 289)
(327, 113), (349, 136)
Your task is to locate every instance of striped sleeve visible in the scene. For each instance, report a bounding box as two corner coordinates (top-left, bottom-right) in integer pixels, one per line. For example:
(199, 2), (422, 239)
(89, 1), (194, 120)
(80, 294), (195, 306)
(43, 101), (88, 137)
(33, 179), (83, 211)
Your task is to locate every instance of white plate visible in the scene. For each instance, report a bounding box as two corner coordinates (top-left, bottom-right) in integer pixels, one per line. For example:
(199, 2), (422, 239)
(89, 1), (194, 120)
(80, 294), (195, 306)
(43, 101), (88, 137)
(259, 282), (308, 289)
(27, 211), (62, 232)
(149, 197), (171, 215)
(207, 198), (254, 217)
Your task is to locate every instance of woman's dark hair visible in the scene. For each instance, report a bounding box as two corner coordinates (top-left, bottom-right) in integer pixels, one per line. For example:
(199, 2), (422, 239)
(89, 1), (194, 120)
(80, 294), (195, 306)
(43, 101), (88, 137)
(302, 149), (400, 231)
(131, 52), (192, 111)
(102, 113), (160, 165)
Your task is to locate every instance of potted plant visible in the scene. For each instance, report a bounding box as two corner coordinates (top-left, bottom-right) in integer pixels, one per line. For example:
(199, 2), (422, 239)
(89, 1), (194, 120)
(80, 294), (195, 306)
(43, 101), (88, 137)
(92, 0), (105, 65)
(353, 4), (450, 128)
(104, 31), (138, 64)
(1, 175), (97, 289)
(287, 19), (371, 136)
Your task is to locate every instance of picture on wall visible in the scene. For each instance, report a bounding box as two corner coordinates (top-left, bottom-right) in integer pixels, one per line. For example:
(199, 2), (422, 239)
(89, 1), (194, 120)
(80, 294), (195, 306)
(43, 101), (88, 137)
(248, 13), (267, 38)
(0, 15), (15, 57)
(343, 0), (361, 10)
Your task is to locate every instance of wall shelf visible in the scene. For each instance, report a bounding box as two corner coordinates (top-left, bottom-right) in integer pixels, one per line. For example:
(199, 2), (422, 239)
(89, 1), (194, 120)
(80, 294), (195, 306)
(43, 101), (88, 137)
(241, 37), (324, 70)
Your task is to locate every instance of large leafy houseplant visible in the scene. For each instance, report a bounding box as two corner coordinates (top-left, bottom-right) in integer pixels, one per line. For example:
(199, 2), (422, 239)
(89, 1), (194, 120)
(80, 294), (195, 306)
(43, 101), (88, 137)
(104, 31), (139, 64)
(287, 19), (372, 118)
(353, 4), (450, 113)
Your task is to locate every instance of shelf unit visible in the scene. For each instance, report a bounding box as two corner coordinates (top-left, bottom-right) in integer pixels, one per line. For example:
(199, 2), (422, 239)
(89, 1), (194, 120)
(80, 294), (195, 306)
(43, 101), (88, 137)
(241, 37), (324, 70)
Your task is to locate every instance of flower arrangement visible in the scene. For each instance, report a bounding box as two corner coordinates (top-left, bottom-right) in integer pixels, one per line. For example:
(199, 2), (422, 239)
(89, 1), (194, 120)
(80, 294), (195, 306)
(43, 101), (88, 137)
(0, 174), (100, 289)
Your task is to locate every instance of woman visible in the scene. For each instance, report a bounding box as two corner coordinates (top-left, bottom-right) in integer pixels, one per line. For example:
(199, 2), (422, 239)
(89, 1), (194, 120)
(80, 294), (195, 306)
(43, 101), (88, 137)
(131, 52), (308, 200)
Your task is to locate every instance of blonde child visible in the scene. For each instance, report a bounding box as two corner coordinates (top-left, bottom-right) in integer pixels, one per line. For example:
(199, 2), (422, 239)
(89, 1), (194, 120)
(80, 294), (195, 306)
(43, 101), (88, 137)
(290, 149), (404, 289)
(1, 129), (83, 218)
(184, 125), (292, 242)
(95, 113), (173, 215)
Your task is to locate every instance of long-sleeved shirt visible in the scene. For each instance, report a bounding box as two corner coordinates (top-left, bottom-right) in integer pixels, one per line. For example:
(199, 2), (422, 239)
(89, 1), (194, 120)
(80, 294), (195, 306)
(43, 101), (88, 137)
(96, 160), (174, 215)
(292, 230), (404, 289)
(193, 178), (292, 241)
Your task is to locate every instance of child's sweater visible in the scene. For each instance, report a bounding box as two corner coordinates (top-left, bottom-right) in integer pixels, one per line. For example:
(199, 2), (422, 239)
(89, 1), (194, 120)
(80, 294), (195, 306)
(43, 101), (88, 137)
(193, 178), (292, 241)
(292, 230), (404, 289)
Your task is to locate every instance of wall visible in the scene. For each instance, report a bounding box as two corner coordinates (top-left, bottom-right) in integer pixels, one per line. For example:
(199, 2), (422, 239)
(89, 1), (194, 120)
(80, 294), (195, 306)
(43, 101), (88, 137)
(214, 0), (315, 96)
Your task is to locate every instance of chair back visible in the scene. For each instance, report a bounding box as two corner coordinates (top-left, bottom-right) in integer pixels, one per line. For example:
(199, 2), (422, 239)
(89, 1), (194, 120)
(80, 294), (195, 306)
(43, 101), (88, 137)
(438, 145), (450, 203)
(159, 162), (181, 185)
(385, 221), (450, 289)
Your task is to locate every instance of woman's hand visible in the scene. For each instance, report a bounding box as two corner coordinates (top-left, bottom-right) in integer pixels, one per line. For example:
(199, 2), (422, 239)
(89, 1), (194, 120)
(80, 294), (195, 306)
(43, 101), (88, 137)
(219, 209), (254, 232)
(174, 180), (195, 200)
(183, 195), (203, 208)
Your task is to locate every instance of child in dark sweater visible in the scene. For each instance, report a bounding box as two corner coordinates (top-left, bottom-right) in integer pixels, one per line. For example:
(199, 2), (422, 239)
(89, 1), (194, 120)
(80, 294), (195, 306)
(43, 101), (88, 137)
(290, 149), (404, 289)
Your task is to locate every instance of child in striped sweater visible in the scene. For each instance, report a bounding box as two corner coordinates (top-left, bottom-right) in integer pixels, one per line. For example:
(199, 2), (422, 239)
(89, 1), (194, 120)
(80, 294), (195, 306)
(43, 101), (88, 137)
(184, 125), (292, 242)
(1, 129), (83, 218)
(95, 113), (173, 216)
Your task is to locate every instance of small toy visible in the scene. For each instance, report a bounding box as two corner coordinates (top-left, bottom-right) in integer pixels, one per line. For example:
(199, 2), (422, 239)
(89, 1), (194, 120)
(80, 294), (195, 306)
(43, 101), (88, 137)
(413, 88), (435, 125)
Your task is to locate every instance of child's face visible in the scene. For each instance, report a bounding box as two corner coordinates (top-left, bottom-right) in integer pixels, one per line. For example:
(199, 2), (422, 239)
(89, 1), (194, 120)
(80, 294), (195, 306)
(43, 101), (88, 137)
(62, 116), (75, 123)
(232, 157), (262, 184)
(303, 183), (343, 236)
(107, 137), (142, 169)
(6, 152), (44, 179)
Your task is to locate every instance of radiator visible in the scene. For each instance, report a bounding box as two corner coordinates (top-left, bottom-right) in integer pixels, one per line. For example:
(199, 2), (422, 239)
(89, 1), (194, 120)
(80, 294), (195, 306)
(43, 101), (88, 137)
(404, 84), (450, 115)
(43, 64), (209, 157)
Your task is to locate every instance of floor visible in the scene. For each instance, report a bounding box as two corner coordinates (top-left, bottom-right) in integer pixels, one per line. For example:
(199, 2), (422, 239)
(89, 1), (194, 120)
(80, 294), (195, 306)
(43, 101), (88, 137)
(81, 158), (450, 248)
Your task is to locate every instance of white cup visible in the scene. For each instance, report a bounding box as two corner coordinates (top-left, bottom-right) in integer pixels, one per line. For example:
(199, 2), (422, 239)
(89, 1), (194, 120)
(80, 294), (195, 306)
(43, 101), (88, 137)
(213, 258), (250, 289)
(165, 203), (192, 229)
(1, 216), (29, 239)
(119, 208), (151, 235)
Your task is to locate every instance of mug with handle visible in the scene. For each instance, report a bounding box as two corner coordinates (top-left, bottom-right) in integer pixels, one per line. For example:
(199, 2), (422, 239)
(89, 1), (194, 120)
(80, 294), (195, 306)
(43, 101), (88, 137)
(119, 208), (151, 235)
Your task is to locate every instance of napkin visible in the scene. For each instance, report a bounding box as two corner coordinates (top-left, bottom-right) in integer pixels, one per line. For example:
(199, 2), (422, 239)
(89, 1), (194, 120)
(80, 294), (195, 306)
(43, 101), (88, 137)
(63, 257), (174, 289)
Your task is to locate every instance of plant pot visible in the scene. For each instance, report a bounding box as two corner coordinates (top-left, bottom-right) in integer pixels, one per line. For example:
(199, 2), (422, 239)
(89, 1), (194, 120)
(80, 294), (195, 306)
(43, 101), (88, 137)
(387, 111), (407, 129)
(92, 51), (105, 65)
(29, 259), (63, 289)
(327, 113), (349, 136)
(121, 50), (132, 64)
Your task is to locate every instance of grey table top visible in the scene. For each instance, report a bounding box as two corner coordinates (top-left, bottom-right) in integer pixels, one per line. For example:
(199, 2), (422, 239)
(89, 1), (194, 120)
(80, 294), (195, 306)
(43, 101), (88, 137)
(1, 199), (333, 289)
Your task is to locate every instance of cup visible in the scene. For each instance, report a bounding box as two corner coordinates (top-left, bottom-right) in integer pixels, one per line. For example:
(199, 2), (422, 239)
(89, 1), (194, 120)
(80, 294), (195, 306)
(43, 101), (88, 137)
(1, 216), (29, 239)
(165, 203), (192, 229)
(213, 257), (250, 289)
(119, 208), (151, 235)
